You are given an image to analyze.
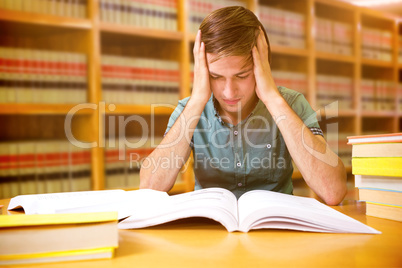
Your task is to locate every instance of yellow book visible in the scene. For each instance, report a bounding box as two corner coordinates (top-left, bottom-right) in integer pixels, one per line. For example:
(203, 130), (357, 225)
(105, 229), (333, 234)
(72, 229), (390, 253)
(0, 212), (118, 264)
(352, 157), (402, 177)
(0, 247), (114, 265)
(0, 211), (118, 227)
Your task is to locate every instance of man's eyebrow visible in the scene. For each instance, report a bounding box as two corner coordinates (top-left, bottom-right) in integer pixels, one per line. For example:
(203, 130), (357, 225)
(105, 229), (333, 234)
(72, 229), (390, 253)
(209, 68), (253, 76)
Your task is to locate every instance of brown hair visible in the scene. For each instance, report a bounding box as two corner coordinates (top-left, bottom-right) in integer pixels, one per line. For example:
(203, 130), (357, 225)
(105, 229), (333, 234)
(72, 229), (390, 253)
(199, 6), (271, 67)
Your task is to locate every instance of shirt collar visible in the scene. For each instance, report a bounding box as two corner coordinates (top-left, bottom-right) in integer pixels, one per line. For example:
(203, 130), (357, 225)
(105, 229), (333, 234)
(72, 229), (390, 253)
(210, 93), (263, 127)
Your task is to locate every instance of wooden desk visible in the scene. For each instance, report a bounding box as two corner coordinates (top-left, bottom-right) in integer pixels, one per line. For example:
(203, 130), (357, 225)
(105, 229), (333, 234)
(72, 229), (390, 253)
(1, 199), (401, 267)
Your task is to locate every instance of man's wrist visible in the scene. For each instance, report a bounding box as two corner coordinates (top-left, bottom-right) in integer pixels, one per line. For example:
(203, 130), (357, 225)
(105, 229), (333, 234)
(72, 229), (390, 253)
(187, 95), (209, 113)
(261, 90), (285, 110)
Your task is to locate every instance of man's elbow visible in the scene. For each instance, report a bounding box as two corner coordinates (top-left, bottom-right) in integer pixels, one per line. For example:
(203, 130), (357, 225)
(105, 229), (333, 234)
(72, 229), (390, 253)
(323, 191), (346, 206)
(323, 173), (348, 206)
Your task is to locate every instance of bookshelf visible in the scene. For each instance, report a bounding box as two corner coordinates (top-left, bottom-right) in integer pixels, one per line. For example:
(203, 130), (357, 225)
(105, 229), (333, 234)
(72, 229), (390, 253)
(0, 0), (401, 198)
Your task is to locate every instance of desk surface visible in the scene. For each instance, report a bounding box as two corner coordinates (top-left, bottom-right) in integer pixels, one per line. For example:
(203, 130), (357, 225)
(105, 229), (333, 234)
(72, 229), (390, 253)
(1, 199), (401, 268)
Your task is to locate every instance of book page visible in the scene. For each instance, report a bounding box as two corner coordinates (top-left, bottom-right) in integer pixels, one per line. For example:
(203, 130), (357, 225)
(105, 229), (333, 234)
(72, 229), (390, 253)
(119, 188), (239, 232)
(7, 190), (168, 220)
(237, 190), (380, 234)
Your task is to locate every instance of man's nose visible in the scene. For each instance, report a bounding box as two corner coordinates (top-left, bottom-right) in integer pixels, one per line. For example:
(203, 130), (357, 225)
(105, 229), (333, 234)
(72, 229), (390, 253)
(223, 79), (237, 98)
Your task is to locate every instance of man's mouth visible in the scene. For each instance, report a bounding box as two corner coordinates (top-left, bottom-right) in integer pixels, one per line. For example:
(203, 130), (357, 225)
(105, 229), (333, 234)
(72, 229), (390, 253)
(223, 99), (241, 105)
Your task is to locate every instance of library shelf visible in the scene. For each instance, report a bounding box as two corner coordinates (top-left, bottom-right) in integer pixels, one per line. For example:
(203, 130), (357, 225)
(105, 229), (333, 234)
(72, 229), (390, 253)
(361, 58), (395, 68)
(0, 9), (92, 30)
(270, 45), (309, 57)
(100, 23), (184, 41)
(314, 0), (356, 10)
(318, 109), (357, 118)
(105, 104), (175, 116)
(315, 52), (355, 63)
(359, 6), (399, 21)
(0, 104), (93, 115)
(361, 111), (397, 117)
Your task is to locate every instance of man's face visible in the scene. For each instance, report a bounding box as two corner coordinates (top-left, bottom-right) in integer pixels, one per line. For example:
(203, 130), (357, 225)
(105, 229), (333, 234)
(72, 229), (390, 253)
(206, 54), (258, 122)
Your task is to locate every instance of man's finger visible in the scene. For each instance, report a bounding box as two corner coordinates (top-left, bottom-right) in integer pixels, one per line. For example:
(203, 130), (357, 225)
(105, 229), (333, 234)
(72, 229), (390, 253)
(252, 46), (262, 70)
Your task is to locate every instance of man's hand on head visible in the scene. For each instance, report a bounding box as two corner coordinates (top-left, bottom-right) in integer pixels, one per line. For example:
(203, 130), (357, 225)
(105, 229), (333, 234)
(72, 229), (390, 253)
(252, 28), (281, 105)
(190, 30), (212, 106)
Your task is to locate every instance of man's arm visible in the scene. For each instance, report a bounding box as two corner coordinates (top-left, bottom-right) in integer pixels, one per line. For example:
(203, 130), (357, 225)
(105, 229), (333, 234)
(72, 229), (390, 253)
(140, 30), (211, 191)
(252, 29), (347, 205)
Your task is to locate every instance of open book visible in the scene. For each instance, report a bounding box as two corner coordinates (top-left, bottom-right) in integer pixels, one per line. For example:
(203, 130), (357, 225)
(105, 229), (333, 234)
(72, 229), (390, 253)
(8, 188), (380, 234)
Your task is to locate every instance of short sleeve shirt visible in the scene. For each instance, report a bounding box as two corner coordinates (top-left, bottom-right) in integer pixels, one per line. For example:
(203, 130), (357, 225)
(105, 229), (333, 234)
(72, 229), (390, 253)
(165, 86), (323, 199)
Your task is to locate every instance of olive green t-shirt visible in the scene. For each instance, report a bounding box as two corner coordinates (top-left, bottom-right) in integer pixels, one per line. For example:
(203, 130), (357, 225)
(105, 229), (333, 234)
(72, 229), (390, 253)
(165, 86), (323, 199)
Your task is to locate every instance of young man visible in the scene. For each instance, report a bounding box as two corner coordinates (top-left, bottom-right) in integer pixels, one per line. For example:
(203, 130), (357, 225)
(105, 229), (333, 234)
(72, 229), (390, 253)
(140, 6), (347, 205)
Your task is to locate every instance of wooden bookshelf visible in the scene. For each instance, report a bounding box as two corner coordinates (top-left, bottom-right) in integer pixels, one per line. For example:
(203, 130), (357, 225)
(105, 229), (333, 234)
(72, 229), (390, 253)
(0, 0), (401, 198)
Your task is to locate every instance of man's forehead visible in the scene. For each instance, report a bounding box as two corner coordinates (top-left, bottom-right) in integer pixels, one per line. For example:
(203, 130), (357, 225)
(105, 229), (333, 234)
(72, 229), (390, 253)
(206, 54), (252, 73)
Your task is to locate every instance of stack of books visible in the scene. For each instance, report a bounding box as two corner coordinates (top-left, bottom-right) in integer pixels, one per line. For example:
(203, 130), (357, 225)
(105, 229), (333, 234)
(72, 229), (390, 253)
(316, 74), (353, 110)
(348, 133), (402, 222)
(99, 0), (178, 31)
(361, 27), (392, 62)
(0, 140), (91, 199)
(0, 0), (87, 18)
(315, 18), (352, 55)
(361, 79), (395, 111)
(258, 5), (305, 49)
(0, 47), (87, 104)
(101, 55), (179, 105)
(0, 212), (118, 265)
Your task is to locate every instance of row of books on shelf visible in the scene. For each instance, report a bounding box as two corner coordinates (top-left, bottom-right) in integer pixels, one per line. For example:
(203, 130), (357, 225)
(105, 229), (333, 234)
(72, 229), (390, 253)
(316, 74), (353, 110)
(0, 47), (87, 104)
(187, 0), (246, 34)
(361, 27), (393, 62)
(315, 18), (352, 56)
(400, 84), (402, 111)
(0, 140), (91, 199)
(104, 136), (162, 189)
(348, 133), (402, 222)
(0, 0), (87, 18)
(271, 70), (307, 96)
(399, 36), (402, 63)
(361, 79), (395, 111)
(99, 0), (178, 31)
(102, 55), (179, 105)
(258, 5), (305, 49)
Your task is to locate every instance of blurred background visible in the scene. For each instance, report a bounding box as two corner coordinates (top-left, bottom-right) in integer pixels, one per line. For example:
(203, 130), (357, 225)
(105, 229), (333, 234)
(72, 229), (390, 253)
(0, 0), (401, 200)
